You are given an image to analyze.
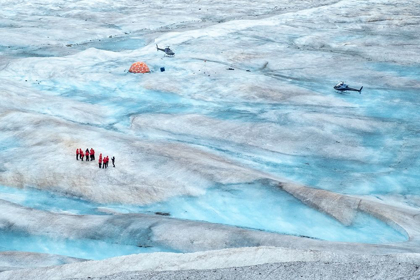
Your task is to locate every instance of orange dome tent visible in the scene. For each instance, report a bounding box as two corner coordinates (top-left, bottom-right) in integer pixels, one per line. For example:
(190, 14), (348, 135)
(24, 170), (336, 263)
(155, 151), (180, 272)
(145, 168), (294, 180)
(129, 62), (150, 73)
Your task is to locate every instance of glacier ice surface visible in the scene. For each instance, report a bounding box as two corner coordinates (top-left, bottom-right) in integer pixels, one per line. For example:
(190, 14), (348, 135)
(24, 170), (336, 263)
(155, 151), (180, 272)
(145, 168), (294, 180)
(0, 0), (419, 262)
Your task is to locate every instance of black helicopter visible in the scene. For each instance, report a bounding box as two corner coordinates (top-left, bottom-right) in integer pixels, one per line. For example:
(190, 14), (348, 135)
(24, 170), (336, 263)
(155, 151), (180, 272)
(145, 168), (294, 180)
(156, 44), (175, 56)
(334, 82), (363, 94)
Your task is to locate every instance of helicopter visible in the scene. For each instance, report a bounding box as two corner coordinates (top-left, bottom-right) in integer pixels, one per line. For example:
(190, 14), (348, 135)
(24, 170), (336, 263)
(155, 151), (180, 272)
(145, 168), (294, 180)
(334, 82), (363, 94)
(156, 44), (175, 56)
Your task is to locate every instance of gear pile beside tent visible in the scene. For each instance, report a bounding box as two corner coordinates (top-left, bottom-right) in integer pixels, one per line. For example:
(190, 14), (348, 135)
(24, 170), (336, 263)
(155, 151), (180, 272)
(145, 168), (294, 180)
(129, 62), (150, 73)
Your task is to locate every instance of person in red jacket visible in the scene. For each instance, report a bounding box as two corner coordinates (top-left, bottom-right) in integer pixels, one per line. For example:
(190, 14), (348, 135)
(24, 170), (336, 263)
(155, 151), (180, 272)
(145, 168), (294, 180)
(99, 154), (102, 169)
(76, 149), (80, 160)
(85, 149), (90, 161)
(80, 150), (84, 161)
(90, 148), (95, 161)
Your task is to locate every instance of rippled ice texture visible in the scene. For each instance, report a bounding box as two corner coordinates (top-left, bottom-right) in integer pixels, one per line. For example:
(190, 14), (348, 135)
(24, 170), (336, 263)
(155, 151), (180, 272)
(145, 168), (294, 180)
(0, 0), (419, 257)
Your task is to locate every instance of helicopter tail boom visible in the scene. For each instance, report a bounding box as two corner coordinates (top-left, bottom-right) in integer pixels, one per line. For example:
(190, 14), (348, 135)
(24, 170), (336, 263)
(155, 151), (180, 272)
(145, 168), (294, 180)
(156, 44), (164, 52)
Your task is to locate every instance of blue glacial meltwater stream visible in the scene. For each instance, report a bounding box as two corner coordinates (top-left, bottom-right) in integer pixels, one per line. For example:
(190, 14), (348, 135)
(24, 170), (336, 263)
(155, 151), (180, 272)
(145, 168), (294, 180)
(0, 183), (408, 260)
(0, 231), (164, 260)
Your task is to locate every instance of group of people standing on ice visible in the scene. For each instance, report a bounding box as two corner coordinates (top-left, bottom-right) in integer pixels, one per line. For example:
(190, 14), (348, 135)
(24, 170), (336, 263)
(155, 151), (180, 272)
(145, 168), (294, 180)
(76, 148), (95, 161)
(99, 154), (113, 169)
(76, 148), (115, 168)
